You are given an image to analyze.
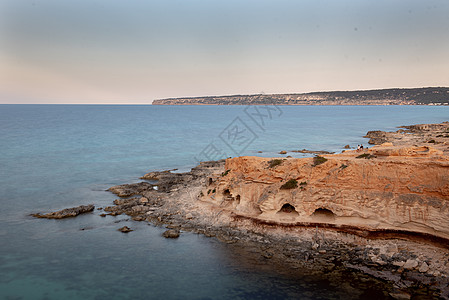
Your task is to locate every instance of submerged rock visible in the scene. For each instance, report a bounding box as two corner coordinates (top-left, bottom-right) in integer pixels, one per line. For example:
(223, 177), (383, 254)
(162, 229), (180, 238)
(118, 226), (133, 233)
(31, 204), (95, 219)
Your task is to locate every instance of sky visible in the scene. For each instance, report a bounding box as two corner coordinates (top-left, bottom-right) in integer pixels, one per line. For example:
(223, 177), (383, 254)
(1, 0), (449, 104)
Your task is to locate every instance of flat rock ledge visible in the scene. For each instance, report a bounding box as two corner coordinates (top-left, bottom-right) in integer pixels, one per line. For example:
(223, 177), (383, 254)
(31, 204), (95, 219)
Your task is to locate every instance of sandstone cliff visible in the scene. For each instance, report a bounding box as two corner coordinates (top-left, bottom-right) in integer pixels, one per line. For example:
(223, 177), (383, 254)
(200, 145), (449, 240)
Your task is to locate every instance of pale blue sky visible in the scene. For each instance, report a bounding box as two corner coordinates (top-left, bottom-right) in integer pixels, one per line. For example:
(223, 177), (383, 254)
(1, 0), (449, 103)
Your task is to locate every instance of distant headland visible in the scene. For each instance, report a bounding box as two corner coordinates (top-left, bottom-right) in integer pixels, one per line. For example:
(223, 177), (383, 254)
(152, 87), (449, 105)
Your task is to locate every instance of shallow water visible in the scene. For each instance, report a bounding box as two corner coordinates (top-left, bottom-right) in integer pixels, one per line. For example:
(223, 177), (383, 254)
(1, 104), (448, 299)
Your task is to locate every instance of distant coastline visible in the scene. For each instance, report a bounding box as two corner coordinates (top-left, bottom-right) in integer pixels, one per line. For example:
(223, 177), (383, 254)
(153, 87), (449, 106)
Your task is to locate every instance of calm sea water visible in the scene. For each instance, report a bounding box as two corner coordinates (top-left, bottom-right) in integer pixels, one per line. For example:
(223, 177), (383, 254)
(0, 104), (448, 299)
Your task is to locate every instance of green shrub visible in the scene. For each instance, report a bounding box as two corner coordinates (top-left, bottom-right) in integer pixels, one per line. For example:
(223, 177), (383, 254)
(356, 153), (376, 159)
(221, 169), (231, 176)
(280, 179), (298, 190)
(299, 181), (307, 186)
(313, 155), (328, 166)
(268, 159), (284, 168)
(340, 164), (348, 169)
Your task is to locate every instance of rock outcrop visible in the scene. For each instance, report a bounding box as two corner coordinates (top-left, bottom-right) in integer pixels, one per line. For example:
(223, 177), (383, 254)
(31, 204), (95, 219)
(118, 226), (133, 233)
(162, 229), (180, 238)
(364, 121), (449, 150)
(200, 144), (449, 240)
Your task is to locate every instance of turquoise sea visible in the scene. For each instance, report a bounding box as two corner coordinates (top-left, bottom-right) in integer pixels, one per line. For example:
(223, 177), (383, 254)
(1, 104), (448, 299)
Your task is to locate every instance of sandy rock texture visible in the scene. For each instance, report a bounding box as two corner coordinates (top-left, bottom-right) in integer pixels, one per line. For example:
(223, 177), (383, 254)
(199, 122), (449, 241)
(202, 148), (449, 240)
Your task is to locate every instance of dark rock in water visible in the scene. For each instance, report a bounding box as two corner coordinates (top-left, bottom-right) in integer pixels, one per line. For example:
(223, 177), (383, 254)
(141, 169), (178, 180)
(279, 151), (287, 154)
(31, 204), (95, 219)
(344, 145), (351, 149)
(162, 229), (180, 238)
(291, 149), (335, 155)
(364, 130), (390, 145)
(118, 226), (133, 233)
(108, 182), (154, 197)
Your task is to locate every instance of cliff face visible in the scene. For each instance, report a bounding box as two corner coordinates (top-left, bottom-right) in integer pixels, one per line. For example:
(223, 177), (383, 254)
(200, 146), (449, 240)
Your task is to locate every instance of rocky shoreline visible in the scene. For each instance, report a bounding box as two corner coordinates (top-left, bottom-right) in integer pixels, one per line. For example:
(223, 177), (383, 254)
(33, 122), (449, 299)
(103, 164), (449, 299)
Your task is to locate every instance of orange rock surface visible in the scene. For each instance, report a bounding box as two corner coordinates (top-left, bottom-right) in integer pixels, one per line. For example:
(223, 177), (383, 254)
(200, 145), (449, 240)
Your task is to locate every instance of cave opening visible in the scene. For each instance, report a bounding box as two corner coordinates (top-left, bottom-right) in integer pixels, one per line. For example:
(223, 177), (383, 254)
(236, 195), (241, 204)
(223, 189), (231, 196)
(208, 178), (213, 185)
(278, 203), (298, 214)
(311, 208), (335, 221)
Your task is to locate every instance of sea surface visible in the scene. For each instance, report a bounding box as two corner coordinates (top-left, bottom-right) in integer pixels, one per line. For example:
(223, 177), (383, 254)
(1, 104), (448, 299)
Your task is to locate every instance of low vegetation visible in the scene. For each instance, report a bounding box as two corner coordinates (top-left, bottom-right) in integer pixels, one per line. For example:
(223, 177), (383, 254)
(221, 169), (231, 177)
(280, 179), (298, 190)
(268, 159), (284, 168)
(356, 153), (376, 159)
(313, 155), (328, 166)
